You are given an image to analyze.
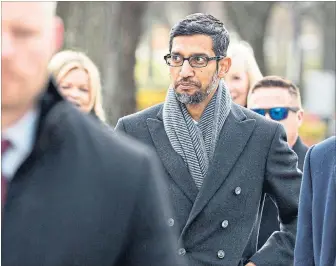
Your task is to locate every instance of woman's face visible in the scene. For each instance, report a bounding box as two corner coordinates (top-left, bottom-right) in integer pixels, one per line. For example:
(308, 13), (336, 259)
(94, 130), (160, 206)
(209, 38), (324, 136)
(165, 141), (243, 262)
(58, 68), (94, 113)
(224, 59), (249, 107)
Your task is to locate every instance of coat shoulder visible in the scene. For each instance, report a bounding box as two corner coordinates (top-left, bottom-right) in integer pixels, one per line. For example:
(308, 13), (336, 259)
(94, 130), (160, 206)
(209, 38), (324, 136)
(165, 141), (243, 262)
(121, 103), (163, 123)
(311, 136), (335, 157)
(309, 136), (336, 168)
(59, 103), (155, 171)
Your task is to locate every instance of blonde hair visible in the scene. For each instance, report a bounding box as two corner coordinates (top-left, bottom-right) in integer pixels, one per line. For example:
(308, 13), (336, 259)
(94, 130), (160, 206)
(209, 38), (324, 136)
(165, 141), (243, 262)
(48, 50), (106, 121)
(226, 41), (263, 93)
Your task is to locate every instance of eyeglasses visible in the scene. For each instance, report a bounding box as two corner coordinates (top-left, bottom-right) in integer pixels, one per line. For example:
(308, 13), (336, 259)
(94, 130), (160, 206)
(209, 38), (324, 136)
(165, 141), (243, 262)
(164, 54), (224, 68)
(251, 107), (300, 121)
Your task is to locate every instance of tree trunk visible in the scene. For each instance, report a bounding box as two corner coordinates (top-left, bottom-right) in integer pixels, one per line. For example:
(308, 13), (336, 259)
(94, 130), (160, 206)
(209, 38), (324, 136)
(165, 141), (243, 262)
(223, 2), (275, 75)
(301, 2), (335, 72)
(56, 2), (148, 126)
(321, 2), (336, 72)
(287, 3), (304, 91)
(189, 1), (202, 14)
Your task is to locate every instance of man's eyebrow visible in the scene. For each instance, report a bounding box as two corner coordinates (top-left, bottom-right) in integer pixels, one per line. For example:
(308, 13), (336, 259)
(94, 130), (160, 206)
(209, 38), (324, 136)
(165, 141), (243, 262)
(170, 52), (210, 57)
(191, 53), (210, 57)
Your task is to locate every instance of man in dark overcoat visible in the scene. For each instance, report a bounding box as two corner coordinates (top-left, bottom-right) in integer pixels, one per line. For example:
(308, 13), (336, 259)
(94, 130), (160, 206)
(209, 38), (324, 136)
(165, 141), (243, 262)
(1, 2), (183, 266)
(116, 13), (302, 266)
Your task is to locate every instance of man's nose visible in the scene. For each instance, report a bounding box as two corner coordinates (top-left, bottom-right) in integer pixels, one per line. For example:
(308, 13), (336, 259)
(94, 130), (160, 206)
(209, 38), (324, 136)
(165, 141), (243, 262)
(265, 113), (272, 120)
(179, 60), (194, 78)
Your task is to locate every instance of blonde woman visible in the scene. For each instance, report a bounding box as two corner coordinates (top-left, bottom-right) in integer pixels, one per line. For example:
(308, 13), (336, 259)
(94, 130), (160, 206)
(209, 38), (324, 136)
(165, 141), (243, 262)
(48, 50), (106, 121)
(224, 41), (263, 107)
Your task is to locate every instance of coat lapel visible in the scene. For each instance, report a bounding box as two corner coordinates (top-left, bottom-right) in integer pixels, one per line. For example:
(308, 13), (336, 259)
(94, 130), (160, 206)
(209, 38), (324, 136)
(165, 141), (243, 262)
(147, 107), (199, 203)
(182, 104), (256, 230)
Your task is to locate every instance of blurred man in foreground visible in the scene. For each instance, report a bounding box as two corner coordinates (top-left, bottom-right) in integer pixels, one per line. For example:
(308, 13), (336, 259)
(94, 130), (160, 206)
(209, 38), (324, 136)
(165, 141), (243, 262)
(248, 76), (308, 249)
(1, 2), (182, 265)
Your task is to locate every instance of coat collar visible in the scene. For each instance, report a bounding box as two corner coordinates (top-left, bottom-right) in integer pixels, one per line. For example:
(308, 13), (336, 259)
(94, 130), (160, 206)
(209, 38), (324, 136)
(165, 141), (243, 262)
(14, 77), (71, 178)
(292, 136), (308, 170)
(292, 136), (308, 155)
(147, 110), (199, 203)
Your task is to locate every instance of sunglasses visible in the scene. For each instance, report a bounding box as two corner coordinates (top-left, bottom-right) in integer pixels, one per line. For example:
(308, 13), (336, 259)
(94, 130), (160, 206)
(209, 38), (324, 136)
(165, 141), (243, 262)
(251, 107), (300, 121)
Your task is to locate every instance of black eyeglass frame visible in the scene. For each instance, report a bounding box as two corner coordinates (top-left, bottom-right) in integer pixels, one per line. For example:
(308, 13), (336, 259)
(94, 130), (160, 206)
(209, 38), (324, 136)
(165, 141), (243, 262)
(163, 54), (225, 68)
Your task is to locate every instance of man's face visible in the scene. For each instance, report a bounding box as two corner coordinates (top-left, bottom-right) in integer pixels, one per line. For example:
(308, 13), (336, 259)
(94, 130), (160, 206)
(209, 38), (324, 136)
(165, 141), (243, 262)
(1, 2), (63, 113)
(169, 34), (230, 104)
(248, 87), (304, 147)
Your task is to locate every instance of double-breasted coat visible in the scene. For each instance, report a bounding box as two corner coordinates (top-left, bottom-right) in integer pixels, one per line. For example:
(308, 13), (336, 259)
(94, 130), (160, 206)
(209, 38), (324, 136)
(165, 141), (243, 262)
(116, 102), (302, 266)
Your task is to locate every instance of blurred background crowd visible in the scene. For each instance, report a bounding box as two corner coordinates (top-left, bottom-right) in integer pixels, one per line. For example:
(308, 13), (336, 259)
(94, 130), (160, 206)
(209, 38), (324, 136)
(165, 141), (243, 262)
(56, 1), (335, 146)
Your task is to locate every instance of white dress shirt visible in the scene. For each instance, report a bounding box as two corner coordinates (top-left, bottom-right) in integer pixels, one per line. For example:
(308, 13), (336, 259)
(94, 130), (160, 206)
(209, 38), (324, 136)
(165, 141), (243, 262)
(2, 108), (39, 180)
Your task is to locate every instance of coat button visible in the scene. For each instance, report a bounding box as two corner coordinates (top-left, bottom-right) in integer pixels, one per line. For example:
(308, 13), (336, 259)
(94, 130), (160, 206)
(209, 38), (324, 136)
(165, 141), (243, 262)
(221, 220), (229, 228)
(217, 250), (225, 259)
(234, 186), (242, 195)
(178, 248), (186, 256)
(167, 218), (174, 227)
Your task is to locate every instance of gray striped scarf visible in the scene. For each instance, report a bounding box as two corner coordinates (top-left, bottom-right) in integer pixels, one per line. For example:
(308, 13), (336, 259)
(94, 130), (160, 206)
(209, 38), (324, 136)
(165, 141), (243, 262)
(163, 80), (232, 189)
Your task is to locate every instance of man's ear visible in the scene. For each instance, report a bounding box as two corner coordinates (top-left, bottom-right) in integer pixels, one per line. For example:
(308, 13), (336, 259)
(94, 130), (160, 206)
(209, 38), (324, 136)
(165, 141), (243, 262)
(297, 109), (304, 127)
(218, 57), (231, 78)
(53, 16), (64, 53)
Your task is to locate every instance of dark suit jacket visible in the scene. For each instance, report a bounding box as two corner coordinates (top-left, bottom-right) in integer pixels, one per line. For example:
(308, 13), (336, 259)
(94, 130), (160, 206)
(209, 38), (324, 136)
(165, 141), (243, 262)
(294, 136), (336, 266)
(116, 103), (302, 266)
(1, 79), (183, 266)
(293, 137), (310, 170)
(258, 137), (308, 249)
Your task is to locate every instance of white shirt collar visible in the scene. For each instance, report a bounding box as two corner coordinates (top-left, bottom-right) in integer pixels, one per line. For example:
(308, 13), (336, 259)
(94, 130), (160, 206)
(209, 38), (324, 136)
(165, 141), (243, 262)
(2, 107), (39, 180)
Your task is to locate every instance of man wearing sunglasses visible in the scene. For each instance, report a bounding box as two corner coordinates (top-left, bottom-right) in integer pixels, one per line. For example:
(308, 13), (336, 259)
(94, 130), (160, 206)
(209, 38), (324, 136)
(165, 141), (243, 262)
(248, 75), (309, 250)
(116, 13), (301, 266)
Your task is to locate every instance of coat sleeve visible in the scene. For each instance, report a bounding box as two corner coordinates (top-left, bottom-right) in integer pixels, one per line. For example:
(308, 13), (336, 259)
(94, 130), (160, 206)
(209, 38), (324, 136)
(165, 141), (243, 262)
(294, 146), (315, 266)
(121, 149), (186, 266)
(248, 124), (302, 266)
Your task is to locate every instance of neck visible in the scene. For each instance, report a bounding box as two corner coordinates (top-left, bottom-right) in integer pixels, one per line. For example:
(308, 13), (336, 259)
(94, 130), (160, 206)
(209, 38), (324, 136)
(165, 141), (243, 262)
(186, 88), (217, 121)
(289, 134), (299, 148)
(1, 104), (35, 131)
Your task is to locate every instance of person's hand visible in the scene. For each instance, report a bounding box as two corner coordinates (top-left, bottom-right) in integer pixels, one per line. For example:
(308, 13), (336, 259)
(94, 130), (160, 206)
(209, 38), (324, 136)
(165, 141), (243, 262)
(245, 263), (256, 266)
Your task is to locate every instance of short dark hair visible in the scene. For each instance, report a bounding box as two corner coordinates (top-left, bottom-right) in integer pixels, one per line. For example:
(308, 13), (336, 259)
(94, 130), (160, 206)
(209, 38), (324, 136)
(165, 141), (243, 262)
(250, 75), (302, 107)
(169, 13), (230, 57)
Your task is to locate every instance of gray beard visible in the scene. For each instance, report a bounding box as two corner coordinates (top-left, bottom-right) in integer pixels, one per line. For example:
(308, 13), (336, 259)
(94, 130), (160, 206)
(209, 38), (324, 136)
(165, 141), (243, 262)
(175, 74), (219, 105)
